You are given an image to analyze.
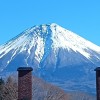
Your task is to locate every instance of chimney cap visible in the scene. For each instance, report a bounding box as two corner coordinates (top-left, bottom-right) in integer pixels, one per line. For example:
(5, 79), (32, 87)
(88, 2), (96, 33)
(94, 67), (100, 71)
(17, 67), (33, 71)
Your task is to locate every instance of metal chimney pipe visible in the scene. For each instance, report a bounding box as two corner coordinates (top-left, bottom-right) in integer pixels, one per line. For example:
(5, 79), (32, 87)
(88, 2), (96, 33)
(17, 67), (33, 100)
(95, 67), (100, 100)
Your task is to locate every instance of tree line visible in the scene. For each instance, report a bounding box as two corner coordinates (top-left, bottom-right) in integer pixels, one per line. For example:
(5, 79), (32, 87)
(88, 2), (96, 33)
(0, 76), (96, 100)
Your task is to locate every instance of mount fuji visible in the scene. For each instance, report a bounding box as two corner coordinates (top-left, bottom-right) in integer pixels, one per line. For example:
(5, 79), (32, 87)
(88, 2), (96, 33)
(0, 23), (100, 94)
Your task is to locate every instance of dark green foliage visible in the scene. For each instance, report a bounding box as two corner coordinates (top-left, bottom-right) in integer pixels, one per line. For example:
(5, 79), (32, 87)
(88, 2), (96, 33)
(21, 97), (29, 100)
(0, 77), (4, 85)
(0, 77), (5, 100)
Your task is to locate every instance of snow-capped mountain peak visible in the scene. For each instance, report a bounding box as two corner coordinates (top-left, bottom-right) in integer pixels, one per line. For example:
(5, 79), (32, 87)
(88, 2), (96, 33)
(0, 23), (100, 94)
(0, 23), (100, 63)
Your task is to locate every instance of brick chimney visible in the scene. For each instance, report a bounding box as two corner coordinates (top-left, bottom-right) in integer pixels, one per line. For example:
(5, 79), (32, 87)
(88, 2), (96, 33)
(95, 67), (100, 100)
(17, 67), (33, 100)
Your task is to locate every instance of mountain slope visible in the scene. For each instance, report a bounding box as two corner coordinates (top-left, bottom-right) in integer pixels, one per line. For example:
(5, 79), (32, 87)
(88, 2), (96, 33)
(0, 23), (100, 94)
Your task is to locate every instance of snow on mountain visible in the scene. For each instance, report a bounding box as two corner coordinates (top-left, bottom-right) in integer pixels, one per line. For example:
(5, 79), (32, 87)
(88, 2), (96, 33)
(0, 23), (100, 94)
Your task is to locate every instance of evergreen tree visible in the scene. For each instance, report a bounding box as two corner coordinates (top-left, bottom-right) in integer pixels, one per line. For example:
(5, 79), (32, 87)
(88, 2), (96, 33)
(0, 77), (4, 85)
(0, 77), (4, 100)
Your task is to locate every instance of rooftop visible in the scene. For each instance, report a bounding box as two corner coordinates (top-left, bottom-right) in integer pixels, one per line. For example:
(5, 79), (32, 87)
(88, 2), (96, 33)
(94, 67), (100, 71)
(17, 67), (33, 71)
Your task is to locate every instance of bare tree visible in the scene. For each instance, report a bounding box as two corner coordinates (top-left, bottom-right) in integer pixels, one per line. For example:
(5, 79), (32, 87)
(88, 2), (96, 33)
(67, 91), (96, 100)
(1, 76), (18, 100)
(0, 75), (96, 100)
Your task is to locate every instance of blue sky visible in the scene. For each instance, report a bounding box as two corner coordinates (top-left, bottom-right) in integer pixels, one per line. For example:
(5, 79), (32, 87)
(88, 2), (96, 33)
(0, 0), (100, 46)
